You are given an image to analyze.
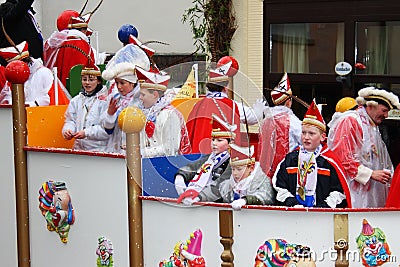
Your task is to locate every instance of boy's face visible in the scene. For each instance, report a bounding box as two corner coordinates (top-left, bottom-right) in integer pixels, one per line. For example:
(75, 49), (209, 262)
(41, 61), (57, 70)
(139, 88), (158, 108)
(232, 164), (254, 182)
(301, 125), (326, 152)
(211, 138), (229, 154)
(115, 78), (135, 96)
(81, 75), (100, 93)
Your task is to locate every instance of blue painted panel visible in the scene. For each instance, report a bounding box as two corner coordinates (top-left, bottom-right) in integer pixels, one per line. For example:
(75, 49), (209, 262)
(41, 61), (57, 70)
(142, 154), (203, 197)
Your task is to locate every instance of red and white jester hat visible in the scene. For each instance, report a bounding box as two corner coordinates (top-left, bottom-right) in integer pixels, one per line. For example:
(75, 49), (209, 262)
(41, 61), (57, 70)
(136, 66), (170, 91)
(229, 143), (255, 167)
(211, 113), (237, 139)
(302, 99), (326, 132)
(271, 72), (292, 105)
(208, 56), (239, 83)
(0, 41), (29, 62)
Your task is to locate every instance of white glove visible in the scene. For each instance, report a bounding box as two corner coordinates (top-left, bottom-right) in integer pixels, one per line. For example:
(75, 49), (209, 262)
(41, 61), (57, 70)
(231, 198), (247, 210)
(252, 98), (267, 121)
(293, 205), (304, 208)
(174, 175), (187, 196)
(182, 197), (200, 206)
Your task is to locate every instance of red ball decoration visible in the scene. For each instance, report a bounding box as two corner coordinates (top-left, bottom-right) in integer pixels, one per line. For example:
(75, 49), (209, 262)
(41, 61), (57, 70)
(217, 56), (239, 77)
(5, 60), (30, 84)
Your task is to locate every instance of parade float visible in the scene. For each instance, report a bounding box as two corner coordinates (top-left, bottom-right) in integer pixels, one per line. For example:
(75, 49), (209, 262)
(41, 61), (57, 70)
(1, 60), (400, 267)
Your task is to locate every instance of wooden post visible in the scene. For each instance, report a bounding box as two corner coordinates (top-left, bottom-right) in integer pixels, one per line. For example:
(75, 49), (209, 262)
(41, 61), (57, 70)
(126, 133), (143, 267)
(227, 76), (234, 99)
(6, 61), (31, 267)
(219, 210), (234, 267)
(120, 106), (146, 267)
(334, 214), (349, 267)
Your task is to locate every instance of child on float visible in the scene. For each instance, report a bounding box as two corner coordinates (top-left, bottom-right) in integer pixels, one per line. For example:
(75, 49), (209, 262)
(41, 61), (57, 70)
(62, 61), (109, 151)
(180, 141), (276, 210)
(100, 62), (143, 154)
(0, 41), (53, 106)
(136, 66), (191, 158)
(272, 100), (352, 208)
(175, 114), (234, 203)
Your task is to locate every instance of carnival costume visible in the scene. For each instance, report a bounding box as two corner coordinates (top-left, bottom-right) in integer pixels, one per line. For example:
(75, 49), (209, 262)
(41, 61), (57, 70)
(186, 56), (262, 154)
(43, 12), (95, 87)
(273, 100), (351, 208)
(100, 42), (151, 154)
(0, 42), (58, 106)
(259, 73), (302, 178)
(175, 114), (234, 202)
(200, 144), (275, 209)
(0, 0), (43, 63)
(328, 87), (400, 208)
(62, 63), (109, 151)
(136, 66), (190, 158)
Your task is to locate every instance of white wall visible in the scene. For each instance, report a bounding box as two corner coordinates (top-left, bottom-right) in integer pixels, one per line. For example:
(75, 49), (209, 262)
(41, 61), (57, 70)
(33, 0), (196, 54)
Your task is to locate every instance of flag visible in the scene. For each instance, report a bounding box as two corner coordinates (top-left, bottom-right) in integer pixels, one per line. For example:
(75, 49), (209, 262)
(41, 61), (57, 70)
(49, 67), (71, 105)
(174, 64), (198, 99)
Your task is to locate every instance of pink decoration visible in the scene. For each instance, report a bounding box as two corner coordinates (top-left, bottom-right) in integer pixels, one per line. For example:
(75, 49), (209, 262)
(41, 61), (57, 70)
(361, 219), (374, 236)
(186, 229), (203, 256)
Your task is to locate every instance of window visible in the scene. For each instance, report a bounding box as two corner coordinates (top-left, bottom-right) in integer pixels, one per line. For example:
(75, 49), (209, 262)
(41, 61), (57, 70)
(270, 23), (344, 74)
(356, 21), (400, 75)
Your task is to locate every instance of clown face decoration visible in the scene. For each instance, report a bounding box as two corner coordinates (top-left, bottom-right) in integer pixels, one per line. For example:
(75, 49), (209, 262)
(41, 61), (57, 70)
(356, 219), (391, 267)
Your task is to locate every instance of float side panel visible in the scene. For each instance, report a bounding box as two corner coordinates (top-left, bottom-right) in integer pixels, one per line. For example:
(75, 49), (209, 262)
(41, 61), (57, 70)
(27, 151), (129, 267)
(348, 212), (400, 266)
(234, 209), (335, 266)
(143, 200), (222, 266)
(0, 107), (18, 267)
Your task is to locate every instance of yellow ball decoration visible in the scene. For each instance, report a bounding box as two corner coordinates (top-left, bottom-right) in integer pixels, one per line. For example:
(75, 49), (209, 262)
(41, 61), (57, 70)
(118, 106), (146, 133)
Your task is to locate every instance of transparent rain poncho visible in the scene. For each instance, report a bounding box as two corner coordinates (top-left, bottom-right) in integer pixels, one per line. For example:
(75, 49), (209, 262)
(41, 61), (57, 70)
(327, 107), (393, 208)
(259, 106), (302, 178)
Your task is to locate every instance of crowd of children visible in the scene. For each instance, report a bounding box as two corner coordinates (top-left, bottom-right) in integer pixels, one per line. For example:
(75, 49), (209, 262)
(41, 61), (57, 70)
(2, 4), (400, 209)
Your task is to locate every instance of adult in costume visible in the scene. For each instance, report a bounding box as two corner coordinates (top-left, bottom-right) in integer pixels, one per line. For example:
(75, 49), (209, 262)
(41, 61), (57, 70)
(0, 0), (43, 65)
(273, 100), (351, 208)
(43, 10), (96, 87)
(62, 61), (109, 151)
(136, 66), (190, 158)
(259, 72), (302, 178)
(328, 87), (400, 208)
(186, 56), (263, 154)
(175, 114), (234, 204)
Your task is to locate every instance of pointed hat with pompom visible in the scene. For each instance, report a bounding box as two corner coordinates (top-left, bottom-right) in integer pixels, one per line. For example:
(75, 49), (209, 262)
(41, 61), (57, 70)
(361, 219), (374, 236)
(185, 229), (203, 256)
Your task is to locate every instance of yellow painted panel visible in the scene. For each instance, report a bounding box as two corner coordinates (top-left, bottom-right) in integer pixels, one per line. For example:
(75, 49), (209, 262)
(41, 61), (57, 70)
(26, 105), (74, 149)
(170, 98), (201, 121)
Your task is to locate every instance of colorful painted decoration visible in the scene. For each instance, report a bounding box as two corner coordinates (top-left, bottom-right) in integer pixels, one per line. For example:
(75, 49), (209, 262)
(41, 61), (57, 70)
(159, 229), (206, 267)
(96, 236), (114, 267)
(254, 239), (315, 267)
(38, 180), (75, 243)
(356, 219), (391, 267)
